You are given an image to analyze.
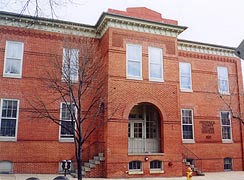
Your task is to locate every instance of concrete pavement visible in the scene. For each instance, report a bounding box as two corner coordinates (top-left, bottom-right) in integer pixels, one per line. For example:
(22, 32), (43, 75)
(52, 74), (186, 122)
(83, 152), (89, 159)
(0, 171), (244, 180)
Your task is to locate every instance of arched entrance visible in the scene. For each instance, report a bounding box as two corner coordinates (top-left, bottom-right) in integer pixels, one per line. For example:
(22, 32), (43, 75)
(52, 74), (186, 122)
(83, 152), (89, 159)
(128, 103), (161, 153)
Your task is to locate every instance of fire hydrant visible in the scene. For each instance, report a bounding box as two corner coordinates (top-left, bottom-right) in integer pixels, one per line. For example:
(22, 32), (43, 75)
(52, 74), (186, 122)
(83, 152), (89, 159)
(186, 166), (193, 180)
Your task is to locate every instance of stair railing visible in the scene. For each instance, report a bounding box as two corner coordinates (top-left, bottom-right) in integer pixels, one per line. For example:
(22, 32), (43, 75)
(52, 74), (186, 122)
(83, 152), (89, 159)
(182, 145), (203, 174)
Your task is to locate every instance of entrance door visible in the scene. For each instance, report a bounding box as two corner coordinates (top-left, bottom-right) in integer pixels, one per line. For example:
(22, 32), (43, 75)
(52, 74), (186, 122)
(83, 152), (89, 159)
(128, 121), (145, 153)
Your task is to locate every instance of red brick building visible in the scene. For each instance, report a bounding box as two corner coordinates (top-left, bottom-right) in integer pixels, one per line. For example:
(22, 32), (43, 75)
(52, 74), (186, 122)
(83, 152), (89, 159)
(0, 7), (243, 178)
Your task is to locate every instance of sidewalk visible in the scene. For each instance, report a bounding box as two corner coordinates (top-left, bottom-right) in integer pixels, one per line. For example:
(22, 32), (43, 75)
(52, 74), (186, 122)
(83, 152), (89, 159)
(0, 171), (244, 180)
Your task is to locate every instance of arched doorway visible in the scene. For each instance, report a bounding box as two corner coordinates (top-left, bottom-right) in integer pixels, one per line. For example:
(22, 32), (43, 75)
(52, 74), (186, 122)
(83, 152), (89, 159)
(128, 103), (161, 153)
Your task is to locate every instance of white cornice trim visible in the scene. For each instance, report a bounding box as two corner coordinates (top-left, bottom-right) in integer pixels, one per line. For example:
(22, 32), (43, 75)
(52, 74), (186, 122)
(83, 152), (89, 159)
(178, 40), (236, 57)
(0, 12), (186, 39)
(0, 13), (97, 37)
(96, 14), (186, 38)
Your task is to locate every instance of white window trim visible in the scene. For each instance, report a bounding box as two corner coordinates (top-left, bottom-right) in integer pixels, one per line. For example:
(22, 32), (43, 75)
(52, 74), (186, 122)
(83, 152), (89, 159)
(220, 111), (233, 143)
(62, 48), (79, 83)
(0, 98), (19, 141)
(150, 160), (164, 174)
(179, 62), (192, 92)
(128, 161), (143, 174)
(59, 102), (75, 142)
(217, 66), (230, 95)
(126, 44), (142, 80)
(3, 41), (24, 78)
(224, 157), (233, 171)
(148, 47), (164, 82)
(181, 109), (195, 144)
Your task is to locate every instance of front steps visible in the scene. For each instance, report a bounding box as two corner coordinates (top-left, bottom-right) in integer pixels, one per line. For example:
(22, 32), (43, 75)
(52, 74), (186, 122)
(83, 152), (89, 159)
(70, 153), (105, 178)
(182, 159), (205, 176)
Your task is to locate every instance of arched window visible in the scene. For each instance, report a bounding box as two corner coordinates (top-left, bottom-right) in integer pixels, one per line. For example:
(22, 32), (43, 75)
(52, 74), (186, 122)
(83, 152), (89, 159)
(128, 103), (161, 153)
(0, 161), (13, 174)
(224, 158), (232, 171)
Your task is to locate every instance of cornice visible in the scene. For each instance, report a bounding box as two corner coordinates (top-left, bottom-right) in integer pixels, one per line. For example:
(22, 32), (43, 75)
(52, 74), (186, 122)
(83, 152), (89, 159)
(178, 39), (237, 58)
(0, 11), (97, 38)
(96, 13), (187, 38)
(0, 11), (187, 39)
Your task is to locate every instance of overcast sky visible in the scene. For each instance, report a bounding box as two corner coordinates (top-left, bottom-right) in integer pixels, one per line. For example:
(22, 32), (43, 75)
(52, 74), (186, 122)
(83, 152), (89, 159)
(1, 0), (244, 47)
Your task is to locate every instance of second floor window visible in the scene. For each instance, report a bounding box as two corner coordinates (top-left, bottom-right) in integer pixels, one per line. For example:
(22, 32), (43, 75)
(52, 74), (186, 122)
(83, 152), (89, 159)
(4, 41), (24, 78)
(62, 48), (79, 82)
(181, 109), (194, 142)
(180, 62), (192, 91)
(217, 66), (229, 94)
(148, 47), (163, 82)
(126, 44), (142, 80)
(220, 111), (232, 142)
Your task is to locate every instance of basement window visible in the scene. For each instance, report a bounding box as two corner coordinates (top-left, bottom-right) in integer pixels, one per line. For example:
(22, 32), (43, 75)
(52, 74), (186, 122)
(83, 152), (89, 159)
(0, 161), (13, 174)
(150, 160), (164, 174)
(224, 158), (232, 171)
(128, 161), (143, 174)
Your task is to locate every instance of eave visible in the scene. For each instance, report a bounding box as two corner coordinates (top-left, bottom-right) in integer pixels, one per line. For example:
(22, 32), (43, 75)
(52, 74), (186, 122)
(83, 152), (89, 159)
(178, 39), (237, 58)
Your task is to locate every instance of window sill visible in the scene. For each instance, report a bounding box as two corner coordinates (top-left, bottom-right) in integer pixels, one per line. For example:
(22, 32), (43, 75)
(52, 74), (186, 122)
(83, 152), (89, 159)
(3, 74), (22, 78)
(0, 137), (17, 142)
(128, 171), (143, 175)
(128, 153), (164, 156)
(182, 139), (195, 144)
(149, 78), (164, 83)
(180, 89), (193, 93)
(222, 140), (233, 144)
(219, 92), (230, 96)
(126, 76), (143, 81)
(59, 138), (74, 142)
(150, 170), (164, 174)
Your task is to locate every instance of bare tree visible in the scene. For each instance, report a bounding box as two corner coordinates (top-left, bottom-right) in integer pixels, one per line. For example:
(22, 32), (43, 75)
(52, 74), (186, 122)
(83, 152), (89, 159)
(1, 0), (82, 18)
(27, 37), (106, 180)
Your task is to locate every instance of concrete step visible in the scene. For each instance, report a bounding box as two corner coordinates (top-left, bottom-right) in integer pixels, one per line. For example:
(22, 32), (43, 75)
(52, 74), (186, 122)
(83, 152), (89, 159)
(94, 156), (105, 161)
(84, 162), (96, 168)
(89, 159), (100, 165)
(98, 153), (104, 157)
(82, 166), (90, 172)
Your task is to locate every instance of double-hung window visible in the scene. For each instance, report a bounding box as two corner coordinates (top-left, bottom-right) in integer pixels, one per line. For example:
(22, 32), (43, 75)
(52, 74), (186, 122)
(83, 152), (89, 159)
(62, 48), (79, 82)
(3, 41), (24, 78)
(59, 102), (76, 141)
(217, 66), (229, 94)
(220, 111), (232, 143)
(0, 99), (19, 141)
(126, 44), (142, 80)
(181, 109), (194, 143)
(148, 47), (163, 82)
(179, 62), (192, 91)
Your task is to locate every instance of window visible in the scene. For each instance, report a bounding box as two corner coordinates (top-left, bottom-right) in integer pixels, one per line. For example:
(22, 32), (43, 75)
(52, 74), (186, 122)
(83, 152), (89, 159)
(62, 48), (79, 82)
(60, 103), (76, 141)
(126, 44), (142, 80)
(128, 161), (142, 174)
(150, 160), (163, 173)
(3, 41), (24, 78)
(0, 161), (13, 174)
(181, 109), (194, 143)
(217, 66), (229, 94)
(220, 112), (232, 142)
(224, 158), (232, 171)
(0, 99), (19, 141)
(149, 47), (163, 82)
(179, 62), (192, 91)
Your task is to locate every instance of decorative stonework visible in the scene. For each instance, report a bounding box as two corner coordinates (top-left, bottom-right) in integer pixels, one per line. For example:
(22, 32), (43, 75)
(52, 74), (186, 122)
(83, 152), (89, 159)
(178, 40), (236, 58)
(96, 13), (186, 38)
